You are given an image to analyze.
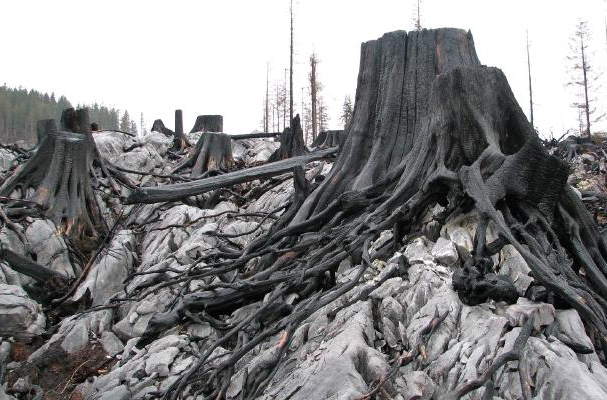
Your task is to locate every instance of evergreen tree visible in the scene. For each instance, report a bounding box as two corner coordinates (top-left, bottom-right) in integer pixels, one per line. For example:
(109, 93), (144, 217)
(120, 110), (131, 132)
(130, 120), (138, 135)
(340, 95), (353, 127)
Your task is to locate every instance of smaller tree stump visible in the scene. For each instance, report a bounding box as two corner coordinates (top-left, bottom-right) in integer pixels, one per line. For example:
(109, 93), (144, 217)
(269, 114), (307, 162)
(151, 119), (174, 137)
(190, 115), (223, 133)
(172, 133), (234, 178)
(312, 130), (343, 148)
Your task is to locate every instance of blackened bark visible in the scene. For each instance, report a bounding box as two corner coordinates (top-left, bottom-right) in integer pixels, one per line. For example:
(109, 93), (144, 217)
(268, 114), (307, 162)
(151, 119), (174, 137)
(312, 130), (343, 148)
(172, 109), (191, 150)
(0, 109), (106, 239)
(190, 115), (223, 133)
(36, 119), (56, 145)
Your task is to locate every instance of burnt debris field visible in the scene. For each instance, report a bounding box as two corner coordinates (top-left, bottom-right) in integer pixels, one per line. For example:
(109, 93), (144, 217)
(2, 28), (607, 400)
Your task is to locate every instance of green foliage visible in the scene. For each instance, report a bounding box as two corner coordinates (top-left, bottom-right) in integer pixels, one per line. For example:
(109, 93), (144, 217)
(0, 84), (126, 144)
(340, 95), (353, 127)
(0, 84), (72, 144)
(119, 110), (131, 132)
(87, 103), (119, 132)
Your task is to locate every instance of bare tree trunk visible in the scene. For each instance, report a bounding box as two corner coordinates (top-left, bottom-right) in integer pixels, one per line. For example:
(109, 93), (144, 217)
(290, 0), (294, 129)
(581, 36), (592, 137)
(283, 69), (287, 129)
(173, 109), (190, 150)
(526, 30), (534, 128)
(265, 63), (270, 133)
(310, 53), (318, 142)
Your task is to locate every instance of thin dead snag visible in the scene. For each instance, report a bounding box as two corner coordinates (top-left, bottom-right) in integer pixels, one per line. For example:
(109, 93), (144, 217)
(124, 29), (607, 399)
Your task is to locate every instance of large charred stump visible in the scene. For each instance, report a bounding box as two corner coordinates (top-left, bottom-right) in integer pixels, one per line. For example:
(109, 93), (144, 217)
(268, 114), (307, 162)
(135, 29), (607, 399)
(0, 109), (105, 238)
(190, 115), (223, 133)
(171, 132), (234, 178)
(36, 119), (56, 145)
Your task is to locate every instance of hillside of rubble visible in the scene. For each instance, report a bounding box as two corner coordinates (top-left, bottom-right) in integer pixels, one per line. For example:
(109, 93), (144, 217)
(2, 28), (607, 400)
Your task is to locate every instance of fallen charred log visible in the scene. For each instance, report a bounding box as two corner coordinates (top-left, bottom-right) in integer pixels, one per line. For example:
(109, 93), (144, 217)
(230, 132), (281, 140)
(125, 147), (337, 204)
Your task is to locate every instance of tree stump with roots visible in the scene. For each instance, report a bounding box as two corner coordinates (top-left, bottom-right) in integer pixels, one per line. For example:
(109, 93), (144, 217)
(129, 29), (607, 399)
(268, 114), (307, 162)
(171, 132), (234, 178)
(0, 109), (105, 239)
(190, 115), (223, 133)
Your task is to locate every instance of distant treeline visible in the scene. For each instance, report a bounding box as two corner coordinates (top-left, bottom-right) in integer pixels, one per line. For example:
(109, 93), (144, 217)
(0, 84), (134, 144)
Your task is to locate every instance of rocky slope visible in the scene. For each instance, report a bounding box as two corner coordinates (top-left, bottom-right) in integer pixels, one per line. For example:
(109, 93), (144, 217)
(0, 127), (605, 400)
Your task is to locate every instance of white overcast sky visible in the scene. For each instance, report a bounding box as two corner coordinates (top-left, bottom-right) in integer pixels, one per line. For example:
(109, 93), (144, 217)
(1, 0), (607, 137)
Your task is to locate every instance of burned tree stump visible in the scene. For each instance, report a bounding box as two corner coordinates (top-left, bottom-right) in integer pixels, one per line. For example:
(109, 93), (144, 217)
(312, 129), (343, 149)
(0, 109), (105, 238)
(151, 119), (174, 137)
(171, 132), (234, 178)
(190, 115), (223, 133)
(36, 119), (56, 145)
(268, 114), (307, 162)
(132, 29), (607, 398)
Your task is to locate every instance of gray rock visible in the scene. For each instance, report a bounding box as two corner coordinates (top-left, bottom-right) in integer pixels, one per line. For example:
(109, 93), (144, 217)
(445, 226), (473, 261)
(72, 230), (136, 306)
(98, 384), (131, 400)
(403, 238), (434, 265)
(431, 237), (459, 266)
(0, 284), (45, 340)
(100, 331), (125, 357)
(145, 346), (180, 377)
(29, 309), (112, 362)
(498, 244), (533, 295)
(398, 371), (435, 400)
(25, 219), (74, 278)
(501, 297), (555, 330)
(551, 309), (594, 354)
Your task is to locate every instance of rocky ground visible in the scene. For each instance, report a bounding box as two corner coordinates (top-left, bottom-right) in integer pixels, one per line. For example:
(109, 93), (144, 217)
(0, 130), (607, 399)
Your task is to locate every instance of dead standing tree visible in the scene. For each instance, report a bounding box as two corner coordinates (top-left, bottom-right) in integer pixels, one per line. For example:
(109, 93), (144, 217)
(150, 110), (192, 151)
(121, 29), (607, 399)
